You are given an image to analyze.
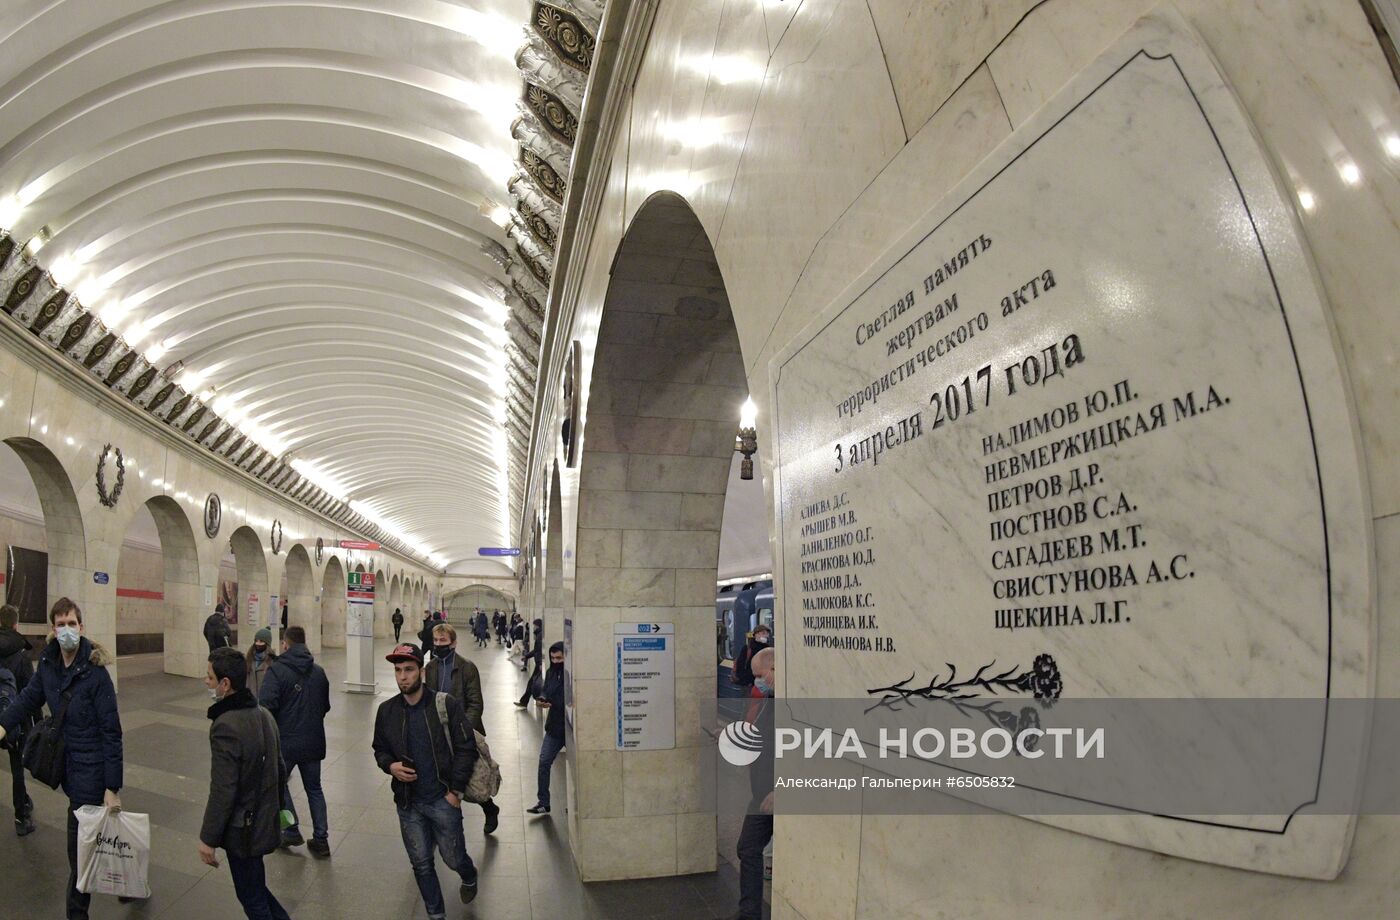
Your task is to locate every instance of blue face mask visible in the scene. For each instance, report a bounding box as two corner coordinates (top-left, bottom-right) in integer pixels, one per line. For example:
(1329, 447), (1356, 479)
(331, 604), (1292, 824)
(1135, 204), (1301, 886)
(754, 676), (773, 697)
(56, 626), (81, 652)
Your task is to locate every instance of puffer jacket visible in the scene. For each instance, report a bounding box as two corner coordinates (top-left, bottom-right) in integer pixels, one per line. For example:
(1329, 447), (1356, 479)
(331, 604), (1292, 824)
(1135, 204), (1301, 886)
(0, 636), (122, 804)
(257, 644), (330, 765)
(200, 688), (284, 859)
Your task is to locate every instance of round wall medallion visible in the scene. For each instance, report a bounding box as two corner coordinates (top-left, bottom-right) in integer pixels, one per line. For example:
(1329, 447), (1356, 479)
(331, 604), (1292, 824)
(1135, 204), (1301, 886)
(96, 444), (125, 508)
(270, 519), (284, 555)
(203, 493), (222, 538)
(315, 537), (324, 565)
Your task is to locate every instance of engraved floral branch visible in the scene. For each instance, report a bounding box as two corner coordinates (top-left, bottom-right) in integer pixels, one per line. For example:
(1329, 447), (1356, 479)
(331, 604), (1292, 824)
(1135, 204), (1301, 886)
(866, 653), (1063, 709)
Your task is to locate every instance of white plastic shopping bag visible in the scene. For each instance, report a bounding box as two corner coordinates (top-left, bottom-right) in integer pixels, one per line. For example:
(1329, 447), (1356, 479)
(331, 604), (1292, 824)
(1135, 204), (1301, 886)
(74, 805), (151, 899)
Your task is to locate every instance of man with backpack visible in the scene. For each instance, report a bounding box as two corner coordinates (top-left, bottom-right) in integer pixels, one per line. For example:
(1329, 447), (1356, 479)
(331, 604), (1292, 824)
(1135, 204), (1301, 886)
(373, 644), (481, 915)
(257, 626), (331, 857)
(0, 603), (35, 836)
(424, 623), (499, 834)
(392, 607), (405, 643)
(205, 602), (233, 652)
(200, 646), (294, 920)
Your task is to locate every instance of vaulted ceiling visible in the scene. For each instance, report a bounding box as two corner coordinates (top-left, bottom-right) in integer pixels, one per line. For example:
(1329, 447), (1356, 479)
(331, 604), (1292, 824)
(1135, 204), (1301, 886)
(0, 1), (595, 571)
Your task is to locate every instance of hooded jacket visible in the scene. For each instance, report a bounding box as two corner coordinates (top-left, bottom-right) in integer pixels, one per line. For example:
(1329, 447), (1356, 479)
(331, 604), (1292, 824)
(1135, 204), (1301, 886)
(541, 642), (566, 740)
(0, 636), (122, 804)
(257, 644), (330, 764)
(200, 688), (284, 859)
(0, 625), (34, 691)
(203, 612), (231, 652)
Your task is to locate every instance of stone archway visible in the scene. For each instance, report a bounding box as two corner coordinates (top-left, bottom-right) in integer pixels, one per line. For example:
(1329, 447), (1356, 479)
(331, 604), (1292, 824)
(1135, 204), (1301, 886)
(142, 495), (205, 679)
(568, 193), (752, 879)
(542, 461), (566, 647)
(373, 566), (390, 639)
(284, 544), (317, 653)
(2, 437), (87, 627)
(319, 555), (346, 651)
(228, 526), (268, 650)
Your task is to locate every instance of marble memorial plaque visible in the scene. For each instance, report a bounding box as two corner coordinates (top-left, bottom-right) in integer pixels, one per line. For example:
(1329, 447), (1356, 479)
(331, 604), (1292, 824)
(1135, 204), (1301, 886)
(769, 8), (1372, 879)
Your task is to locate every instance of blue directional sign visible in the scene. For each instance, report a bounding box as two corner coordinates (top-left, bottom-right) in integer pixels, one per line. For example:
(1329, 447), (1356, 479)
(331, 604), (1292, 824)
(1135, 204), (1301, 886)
(478, 547), (521, 557)
(93, 571), (109, 585)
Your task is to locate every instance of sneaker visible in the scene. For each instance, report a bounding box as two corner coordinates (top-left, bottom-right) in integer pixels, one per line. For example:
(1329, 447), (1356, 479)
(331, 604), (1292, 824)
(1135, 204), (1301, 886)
(513, 700), (528, 708)
(280, 828), (305, 848)
(525, 803), (550, 815)
(307, 837), (331, 858)
(459, 877), (479, 904)
(483, 802), (500, 835)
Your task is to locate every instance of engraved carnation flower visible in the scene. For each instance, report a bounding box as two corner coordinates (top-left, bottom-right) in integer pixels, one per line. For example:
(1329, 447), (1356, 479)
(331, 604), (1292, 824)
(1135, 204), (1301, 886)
(1029, 654), (1062, 704)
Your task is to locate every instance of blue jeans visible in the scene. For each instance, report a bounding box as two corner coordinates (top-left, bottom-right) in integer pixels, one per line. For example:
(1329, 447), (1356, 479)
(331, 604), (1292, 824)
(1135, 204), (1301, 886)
(397, 797), (477, 918)
(284, 759), (328, 840)
(537, 733), (565, 808)
(227, 853), (292, 920)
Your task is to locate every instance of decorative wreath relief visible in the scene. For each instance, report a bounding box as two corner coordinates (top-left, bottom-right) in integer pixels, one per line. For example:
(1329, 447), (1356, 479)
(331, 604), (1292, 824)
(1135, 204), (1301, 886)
(270, 519), (283, 555)
(96, 443), (125, 508)
(315, 537), (324, 566)
(866, 654), (1064, 756)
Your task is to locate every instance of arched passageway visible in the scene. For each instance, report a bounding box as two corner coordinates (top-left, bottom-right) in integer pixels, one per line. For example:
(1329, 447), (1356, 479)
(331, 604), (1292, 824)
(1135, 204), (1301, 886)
(2, 438), (87, 626)
(284, 544), (317, 652)
(142, 496), (204, 679)
(542, 462), (565, 647)
(228, 526), (268, 651)
(373, 566), (390, 639)
(565, 192), (761, 879)
(319, 555), (347, 650)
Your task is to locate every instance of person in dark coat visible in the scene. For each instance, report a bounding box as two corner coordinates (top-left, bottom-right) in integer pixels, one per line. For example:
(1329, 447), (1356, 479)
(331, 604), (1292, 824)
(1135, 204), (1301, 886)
(424, 623), (498, 834)
(0, 597), (123, 920)
(471, 610), (489, 648)
(200, 646), (293, 920)
(373, 644), (480, 912)
(515, 619), (544, 707)
(0, 603), (36, 836)
(735, 648), (777, 920)
(526, 642), (567, 816)
(245, 628), (277, 698)
(493, 610), (507, 646)
(258, 626), (331, 856)
(205, 602), (233, 652)
(418, 612), (435, 657)
(731, 623), (772, 690)
(392, 607), (405, 643)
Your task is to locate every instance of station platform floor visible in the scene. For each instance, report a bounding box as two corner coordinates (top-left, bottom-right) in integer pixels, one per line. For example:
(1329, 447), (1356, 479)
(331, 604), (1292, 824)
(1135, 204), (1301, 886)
(0, 635), (742, 919)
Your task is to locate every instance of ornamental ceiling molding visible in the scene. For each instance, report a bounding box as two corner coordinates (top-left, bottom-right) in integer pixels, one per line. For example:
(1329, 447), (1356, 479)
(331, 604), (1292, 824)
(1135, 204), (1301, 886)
(498, 0), (607, 516)
(0, 231), (436, 569)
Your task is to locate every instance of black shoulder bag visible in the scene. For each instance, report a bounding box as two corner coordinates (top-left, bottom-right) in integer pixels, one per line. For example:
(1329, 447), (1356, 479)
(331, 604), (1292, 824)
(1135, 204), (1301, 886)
(22, 689), (73, 789)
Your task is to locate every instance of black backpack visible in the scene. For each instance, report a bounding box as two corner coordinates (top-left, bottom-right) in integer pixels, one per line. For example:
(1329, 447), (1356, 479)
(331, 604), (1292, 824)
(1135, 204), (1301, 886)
(0, 666), (18, 749)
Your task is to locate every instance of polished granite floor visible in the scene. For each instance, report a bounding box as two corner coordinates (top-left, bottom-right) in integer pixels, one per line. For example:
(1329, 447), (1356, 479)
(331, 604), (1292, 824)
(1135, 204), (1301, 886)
(0, 637), (743, 919)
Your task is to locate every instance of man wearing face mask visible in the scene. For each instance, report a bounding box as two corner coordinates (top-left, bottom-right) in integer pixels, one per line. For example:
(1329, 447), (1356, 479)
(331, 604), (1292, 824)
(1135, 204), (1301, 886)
(733, 647), (776, 920)
(526, 642), (567, 816)
(424, 623), (498, 834)
(731, 624), (772, 692)
(0, 597), (123, 920)
(199, 646), (293, 920)
(245, 628), (277, 697)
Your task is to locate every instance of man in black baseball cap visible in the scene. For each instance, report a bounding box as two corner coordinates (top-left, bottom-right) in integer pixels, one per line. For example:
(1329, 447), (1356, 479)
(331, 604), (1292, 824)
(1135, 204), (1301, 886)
(372, 644), (480, 916)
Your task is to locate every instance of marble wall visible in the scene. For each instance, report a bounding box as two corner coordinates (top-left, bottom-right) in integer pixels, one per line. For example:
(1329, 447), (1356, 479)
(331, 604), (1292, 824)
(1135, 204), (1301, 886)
(518, 0), (1400, 912)
(0, 340), (438, 683)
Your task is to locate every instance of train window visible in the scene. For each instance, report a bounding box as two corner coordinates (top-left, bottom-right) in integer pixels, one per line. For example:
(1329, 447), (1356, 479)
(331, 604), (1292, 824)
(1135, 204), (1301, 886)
(758, 607), (774, 630)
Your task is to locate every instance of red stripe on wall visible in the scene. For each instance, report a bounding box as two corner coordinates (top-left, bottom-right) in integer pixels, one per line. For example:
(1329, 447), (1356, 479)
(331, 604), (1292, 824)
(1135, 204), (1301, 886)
(116, 588), (164, 600)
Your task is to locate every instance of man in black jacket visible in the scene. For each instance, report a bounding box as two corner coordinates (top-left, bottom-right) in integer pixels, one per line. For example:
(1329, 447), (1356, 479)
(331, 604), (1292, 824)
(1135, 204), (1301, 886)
(0, 603), (35, 836)
(391, 607), (404, 643)
(258, 626), (331, 856)
(425, 623), (498, 834)
(205, 602), (233, 652)
(200, 647), (293, 920)
(373, 644), (480, 915)
(526, 642), (567, 816)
